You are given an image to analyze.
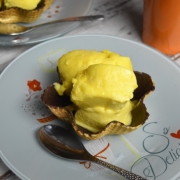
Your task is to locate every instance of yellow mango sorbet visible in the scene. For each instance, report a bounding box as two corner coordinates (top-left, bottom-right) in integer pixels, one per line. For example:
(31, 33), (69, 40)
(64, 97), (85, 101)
(71, 64), (137, 109)
(71, 64), (138, 132)
(54, 50), (133, 96)
(54, 49), (139, 133)
(4, 0), (41, 10)
(74, 102), (137, 133)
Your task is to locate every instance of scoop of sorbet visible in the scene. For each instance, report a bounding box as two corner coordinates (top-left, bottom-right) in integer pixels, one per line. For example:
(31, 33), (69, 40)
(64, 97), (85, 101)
(70, 64), (138, 132)
(54, 50), (133, 96)
(4, 0), (41, 10)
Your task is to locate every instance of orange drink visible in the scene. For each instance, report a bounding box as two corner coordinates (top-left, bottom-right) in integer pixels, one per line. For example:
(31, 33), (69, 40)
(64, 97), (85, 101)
(142, 0), (180, 55)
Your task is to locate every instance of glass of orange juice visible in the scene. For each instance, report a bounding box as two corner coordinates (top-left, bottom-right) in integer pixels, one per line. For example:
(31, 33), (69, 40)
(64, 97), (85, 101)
(142, 0), (180, 55)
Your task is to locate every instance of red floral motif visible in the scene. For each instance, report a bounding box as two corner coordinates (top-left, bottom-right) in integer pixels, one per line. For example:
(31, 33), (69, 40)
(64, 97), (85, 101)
(14, 36), (20, 40)
(170, 129), (180, 139)
(80, 143), (110, 169)
(37, 114), (57, 123)
(27, 79), (42, 91)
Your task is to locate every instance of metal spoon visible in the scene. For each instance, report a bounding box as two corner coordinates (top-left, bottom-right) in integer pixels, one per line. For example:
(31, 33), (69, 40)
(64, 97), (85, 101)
(0, 15), (104, 35)
(38, 124), (147, 180)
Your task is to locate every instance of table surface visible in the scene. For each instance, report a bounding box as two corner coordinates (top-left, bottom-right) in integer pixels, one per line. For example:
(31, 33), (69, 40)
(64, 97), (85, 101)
(0, 0), (180, 179)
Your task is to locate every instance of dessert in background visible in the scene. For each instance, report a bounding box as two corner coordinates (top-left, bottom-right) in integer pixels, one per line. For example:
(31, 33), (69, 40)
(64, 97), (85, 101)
(42, 50), (155, 140)
(0, 0), (54, 23)
(3, 0), (41, 10)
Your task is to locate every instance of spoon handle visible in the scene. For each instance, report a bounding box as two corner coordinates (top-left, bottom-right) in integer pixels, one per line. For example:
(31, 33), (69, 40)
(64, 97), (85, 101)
(32, 15), (104, 28)
(93, 157), (147, 180)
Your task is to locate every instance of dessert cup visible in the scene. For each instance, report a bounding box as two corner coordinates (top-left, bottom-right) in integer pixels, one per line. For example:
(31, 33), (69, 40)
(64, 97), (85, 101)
(0, 0), (53, 23)
(42, 71), (155, 140)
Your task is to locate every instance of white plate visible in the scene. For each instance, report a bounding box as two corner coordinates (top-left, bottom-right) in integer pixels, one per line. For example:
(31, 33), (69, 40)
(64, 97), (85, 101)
(0, 35), (180, 180)
(0, 0), (93, 46)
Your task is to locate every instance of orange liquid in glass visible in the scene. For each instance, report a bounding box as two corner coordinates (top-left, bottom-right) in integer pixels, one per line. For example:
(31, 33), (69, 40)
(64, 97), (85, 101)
(142, 0), (180, 55)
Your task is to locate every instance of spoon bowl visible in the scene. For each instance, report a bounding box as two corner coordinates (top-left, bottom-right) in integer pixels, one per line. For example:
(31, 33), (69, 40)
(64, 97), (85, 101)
(38, 124), (147, 180)
(0, 15), (104, 35)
